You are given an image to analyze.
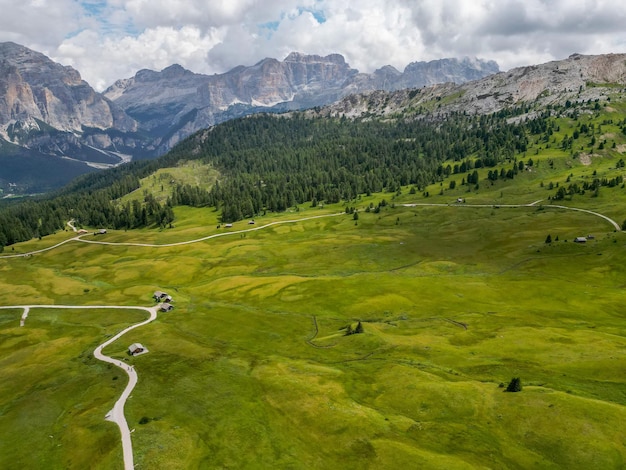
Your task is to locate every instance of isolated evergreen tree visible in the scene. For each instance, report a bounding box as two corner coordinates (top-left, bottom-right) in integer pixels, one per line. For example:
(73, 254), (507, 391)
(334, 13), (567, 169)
(355, 321), (364, 334)
(545, 234), (552, 244)
(506, 377), (522, 392)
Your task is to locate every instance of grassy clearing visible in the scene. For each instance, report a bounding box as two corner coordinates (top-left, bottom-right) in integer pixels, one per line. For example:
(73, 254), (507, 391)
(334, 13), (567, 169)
(119, 160), (220, 205)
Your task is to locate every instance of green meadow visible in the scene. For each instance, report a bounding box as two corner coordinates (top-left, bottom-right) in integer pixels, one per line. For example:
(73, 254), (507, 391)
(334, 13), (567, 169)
(1, 102), (626, 468)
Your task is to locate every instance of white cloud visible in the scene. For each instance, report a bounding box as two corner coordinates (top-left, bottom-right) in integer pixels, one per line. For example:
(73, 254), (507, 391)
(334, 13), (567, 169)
(2, 0), (626, 90)
(0, 0), (83, 51)
(56, 26), (223, 90)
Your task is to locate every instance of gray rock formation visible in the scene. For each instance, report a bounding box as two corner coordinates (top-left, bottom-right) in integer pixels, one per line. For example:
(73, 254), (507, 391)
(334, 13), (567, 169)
(0, 42), (149, 192)
(319, 53), (626, 120)
(346, 57), (499, 92)
(0, 42), (137, 140)
(105, 53), (498, 154)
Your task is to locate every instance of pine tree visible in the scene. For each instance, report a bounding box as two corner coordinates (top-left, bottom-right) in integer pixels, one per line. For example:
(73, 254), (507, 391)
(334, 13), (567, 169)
(545, 234), (552, 244)
(505, 377), (522, 392)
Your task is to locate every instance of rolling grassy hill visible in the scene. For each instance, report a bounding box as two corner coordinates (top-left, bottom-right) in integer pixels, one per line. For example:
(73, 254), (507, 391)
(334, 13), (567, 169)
(0, 90), (626, 469)
(1, 164), (625, 468)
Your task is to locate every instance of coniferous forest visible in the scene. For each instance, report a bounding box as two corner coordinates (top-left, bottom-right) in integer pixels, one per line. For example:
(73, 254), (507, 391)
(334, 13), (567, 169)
(0, 106), (594, 251)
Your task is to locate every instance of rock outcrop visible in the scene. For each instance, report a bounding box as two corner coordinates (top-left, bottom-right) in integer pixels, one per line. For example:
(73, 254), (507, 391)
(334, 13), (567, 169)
(319, 53), (626, 119)
(0, 42), (136, 137)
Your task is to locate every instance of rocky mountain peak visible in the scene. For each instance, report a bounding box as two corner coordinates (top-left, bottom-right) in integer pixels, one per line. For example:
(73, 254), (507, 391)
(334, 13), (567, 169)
(284, 52), (347, 66)
(161, 64), (189, 77)
(0, 42), (138, 134)
(0, 42), (145, 192)
(0, 41), (83, 86)
(401, 57), (500, 85)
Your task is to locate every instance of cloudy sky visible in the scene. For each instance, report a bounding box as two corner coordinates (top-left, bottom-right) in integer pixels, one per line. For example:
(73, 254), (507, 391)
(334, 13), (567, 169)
(1, 0), (626, 91)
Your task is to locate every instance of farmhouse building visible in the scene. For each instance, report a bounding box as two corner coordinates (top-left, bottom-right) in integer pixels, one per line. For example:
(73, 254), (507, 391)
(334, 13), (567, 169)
(153, 291), (170, 301)
(574, 237), (587, 243)
(128, 343), (145, 356)
(160, 302), (174, 312)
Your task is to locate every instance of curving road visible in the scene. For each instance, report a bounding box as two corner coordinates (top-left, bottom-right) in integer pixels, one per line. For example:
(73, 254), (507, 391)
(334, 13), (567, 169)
(74, 212), (346, 248)
(95, 305), (159, 470)
(0, 202), (620, 260)
(401, 200), (622, 231)
(0, 304), (159, 470)
(0, 212), (345, 258)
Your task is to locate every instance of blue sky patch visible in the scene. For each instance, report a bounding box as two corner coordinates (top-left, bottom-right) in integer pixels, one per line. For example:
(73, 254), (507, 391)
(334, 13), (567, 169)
(297, 7), (327, 24)
(78, 1), (139, 36)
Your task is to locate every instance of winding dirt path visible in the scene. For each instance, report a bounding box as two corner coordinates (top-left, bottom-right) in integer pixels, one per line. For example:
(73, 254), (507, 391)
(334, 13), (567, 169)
(402, 200), (622, 231)
(94, 305), (158, 470)
(74, 212), (346, 248)
(0, 212), (345, 258)
(0, 304), (159, 470)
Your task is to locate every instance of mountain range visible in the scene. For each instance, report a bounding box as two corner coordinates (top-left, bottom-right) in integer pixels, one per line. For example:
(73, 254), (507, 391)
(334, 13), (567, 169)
(103, 53), (498, 155)
(0, 42), (498, 193)
(3, 41), (626, 197)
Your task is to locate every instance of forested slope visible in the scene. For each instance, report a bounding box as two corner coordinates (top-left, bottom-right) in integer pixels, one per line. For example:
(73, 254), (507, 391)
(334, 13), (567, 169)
(2, 94), (625, 250)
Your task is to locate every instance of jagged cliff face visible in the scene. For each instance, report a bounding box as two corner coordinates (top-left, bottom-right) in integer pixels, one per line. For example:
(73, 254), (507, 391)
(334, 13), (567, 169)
(0, 42), (136, 135)
(105, 52), (498, 153)
(0, 42), (150, 193)
(345, 57), (499, 92)
(201, 53), (355, 108)
(320, 53), (626, 119)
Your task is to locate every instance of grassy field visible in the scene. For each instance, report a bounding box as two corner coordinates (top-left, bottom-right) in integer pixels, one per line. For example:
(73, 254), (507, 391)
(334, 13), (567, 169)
(1, 105), (626, 468)
(118, 160), (220, 206)
(1, 190), (625, 468)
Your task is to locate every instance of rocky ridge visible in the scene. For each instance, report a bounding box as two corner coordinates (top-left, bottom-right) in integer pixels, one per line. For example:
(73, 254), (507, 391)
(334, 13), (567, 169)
(0, 42), (140, 152)
(318, 53), (626, 120)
